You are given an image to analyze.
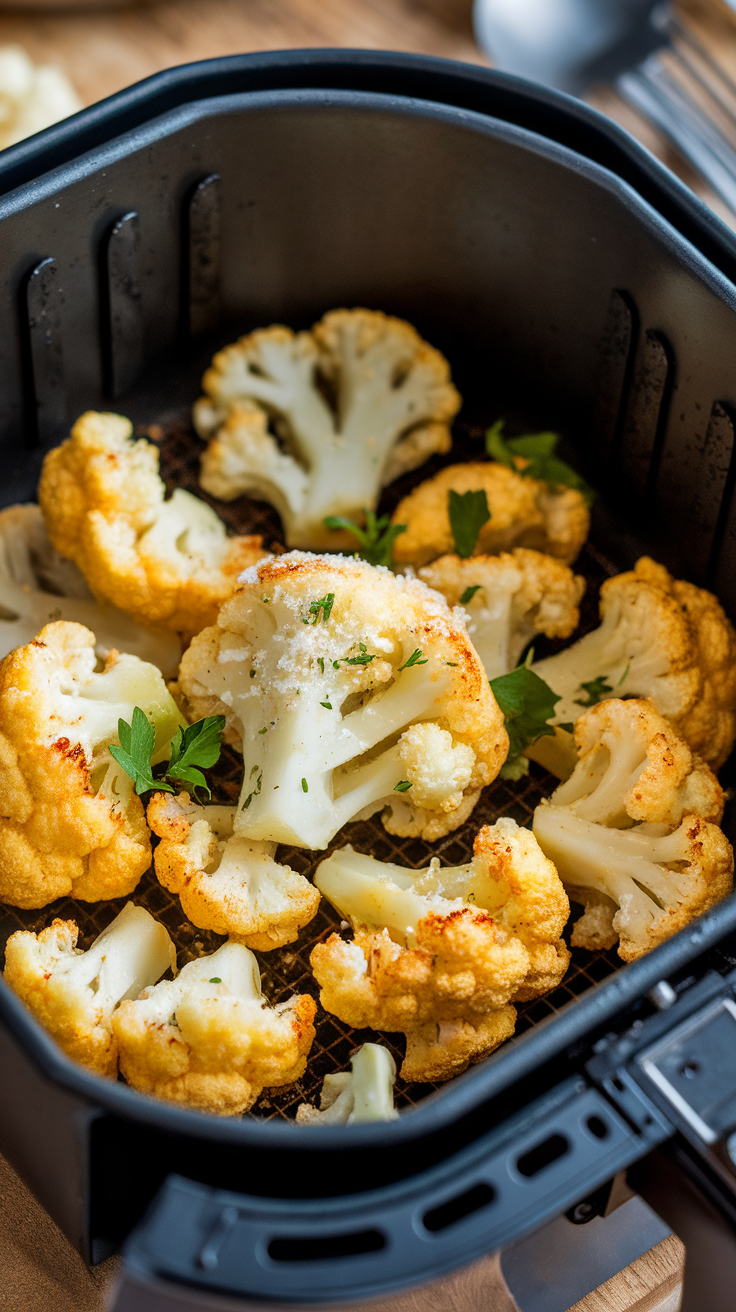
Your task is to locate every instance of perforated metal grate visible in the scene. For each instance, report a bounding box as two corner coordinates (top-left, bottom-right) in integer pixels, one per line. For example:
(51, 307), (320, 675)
(0, 414), (622, 1119)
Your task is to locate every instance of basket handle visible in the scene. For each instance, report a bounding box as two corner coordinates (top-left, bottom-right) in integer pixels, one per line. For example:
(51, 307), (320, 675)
(107, 1081), (659, 1308)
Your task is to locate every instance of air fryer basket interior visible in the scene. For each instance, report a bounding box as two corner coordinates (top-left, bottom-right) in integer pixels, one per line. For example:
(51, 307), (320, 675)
(1, 83), (736, 1121)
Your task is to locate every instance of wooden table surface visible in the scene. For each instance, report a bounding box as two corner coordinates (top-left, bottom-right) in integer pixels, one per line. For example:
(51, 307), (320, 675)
(0, 0), (731, 1307)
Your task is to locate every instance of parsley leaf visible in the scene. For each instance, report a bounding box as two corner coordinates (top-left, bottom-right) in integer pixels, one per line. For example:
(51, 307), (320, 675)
(486, 419), (595, 506)
(394, 780), (412, 792)
(110, 710), (226, 800)
(109, 707), (166, 796)
(308, 593), (334, 625)
(335, 643), (377, 667)
(460, 584), (482, 605)
(165, 716), (227, 799)
(448, 489), (490, 558)
(574, 676), (613, 708)
(323, 511), (407, 569)
(399, 649), (428, 671)
(489, 660), (561, 780)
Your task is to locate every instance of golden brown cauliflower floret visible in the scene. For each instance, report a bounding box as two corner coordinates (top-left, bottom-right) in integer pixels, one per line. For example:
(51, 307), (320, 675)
(112, 941), (317, 1116)
(177, 552), (508, 849)
(195, 309), (461, 550)
(530, 557), (736, 778)
(0, 621), (183, 908)
(310, 818), (570, 1081)
(3, 904), (175, 1076)
(533, 699), (733, 961)
(0, 503), (182, 676)
(38, 411), (267, 642)
(147, 791), (320, 951)
(392, 462), (590, 568)
(419, 549), (585, 680)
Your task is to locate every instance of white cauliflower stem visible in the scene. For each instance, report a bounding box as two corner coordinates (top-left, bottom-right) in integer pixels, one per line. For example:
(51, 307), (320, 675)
(177, 553), (508, 849)
(296, 1043), (398, 1124)
(147, 791), (320, 950)
(195, 310), (461, 549)
(3, 903), (175, 1076)
(112, 940), (317, 1115)
(419, 549), (584, 679)
(0, 503), (181, 675)
(533, 699), (733, 960)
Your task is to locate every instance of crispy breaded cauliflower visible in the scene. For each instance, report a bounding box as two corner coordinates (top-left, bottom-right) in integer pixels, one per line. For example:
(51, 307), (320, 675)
(194, 309), (460, 550)
(419, 549), (585, 680)
(177, 553), (507, 849)
(3, 903), (175, 1077)
(533, 699), (733, 961)
(112, 941), (317, 1116)
(310, 818), (570, 1081)
(391, 462), (590, 568)
(530, 557), (736, 777)
(0, 503), (181, 675)
(38, 411), (267, 641)
(0, 620), (183, 908)
(296, 1043), (398, 1124)
(0, 45), (81, 150)
(147, 791), (320, 951)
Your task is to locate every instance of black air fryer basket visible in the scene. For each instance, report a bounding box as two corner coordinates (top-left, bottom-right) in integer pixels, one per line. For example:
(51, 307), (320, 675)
(4, 49), (736, 1311)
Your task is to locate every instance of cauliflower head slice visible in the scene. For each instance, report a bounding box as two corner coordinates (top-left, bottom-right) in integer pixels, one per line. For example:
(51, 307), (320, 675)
(0, 503), (181, 676)
(296, 1042), (399, 1125)
(391, 462), (590, 569)
(38, 411), (267, 641)
(419, 549), (585, 680)
(147, 791), (320, 951)
(530, 557), (736, 777)
(112, 941), (317, 1115)
(533, 699), (733, 960)
(0, 620), (184, 908)
(195, 309), (461, 550)
(177, 552), (508, 849)
(3, 903), (175, 1077)
(310, 818), (570, 1081)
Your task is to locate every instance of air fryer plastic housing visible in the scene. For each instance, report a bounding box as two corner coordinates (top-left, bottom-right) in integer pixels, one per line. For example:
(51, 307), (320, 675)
(2, 50), (736, 1310)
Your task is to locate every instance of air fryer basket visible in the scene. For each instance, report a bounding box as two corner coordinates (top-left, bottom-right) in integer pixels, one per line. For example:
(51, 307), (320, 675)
(3, 50), (736, 1308)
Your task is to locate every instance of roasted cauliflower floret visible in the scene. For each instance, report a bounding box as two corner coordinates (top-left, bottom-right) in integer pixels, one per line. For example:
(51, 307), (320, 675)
(296, 1043), (399, 1125)
(532, 699), (733, 961)
(112, 941), (317, 1115)
(0, 620), (183, 908)
(310, 818), (570, 1081)
(3, 903), (175, 1076)
(195, 309), (460, 550)
(419, 549), (585, 680)
(0, 503), (181, 675)
(147, 791), (320, 951)
(391, 462), (590, 568)
(38, 411), (267, 641)
(530, 557), (736, 777)
(177, 552), (507, 849)
(0, 44), (81, 150)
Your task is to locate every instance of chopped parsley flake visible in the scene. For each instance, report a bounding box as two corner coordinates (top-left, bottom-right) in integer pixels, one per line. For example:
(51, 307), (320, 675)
(301, 778), (309, 793)
(308, 593), (335, 625)
(460, 584), (482, 605)
(394, 780), (412, 792)
(336, 643), (377, 667)
(209, 977), (222, 984)
(317, 657), (325, 674)
(574, 676), (613, 707)
(399, 648), (428, 671)
(320, 701), (333, 710)
(448, 489), (491, 558)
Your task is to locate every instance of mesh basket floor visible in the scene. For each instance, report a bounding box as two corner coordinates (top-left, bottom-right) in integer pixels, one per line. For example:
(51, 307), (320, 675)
(0, 411), (623, 1120)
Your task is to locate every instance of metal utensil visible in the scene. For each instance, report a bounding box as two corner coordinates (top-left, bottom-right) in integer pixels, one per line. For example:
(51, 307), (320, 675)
(474, 0), (736, 212)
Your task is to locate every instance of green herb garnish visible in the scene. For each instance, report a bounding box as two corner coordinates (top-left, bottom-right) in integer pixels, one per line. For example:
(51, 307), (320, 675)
(460, 584), (482, 605)
(399, 649), (428, 671)
(209, 978), (222, 984)
(448, 489), (490, 559)
(394, 780), (412, 793)
(320, 701), (333, 710)
(109, 709), (226, 800)
(302, 778), (309, 793)
(486, 420), (595, 505)
(489, 655), (561, 780)
(574, 676), (613, 707)
(323, 511), (407, 569)
(336, 643), (377, 667)
(308, 593), (335, 625)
